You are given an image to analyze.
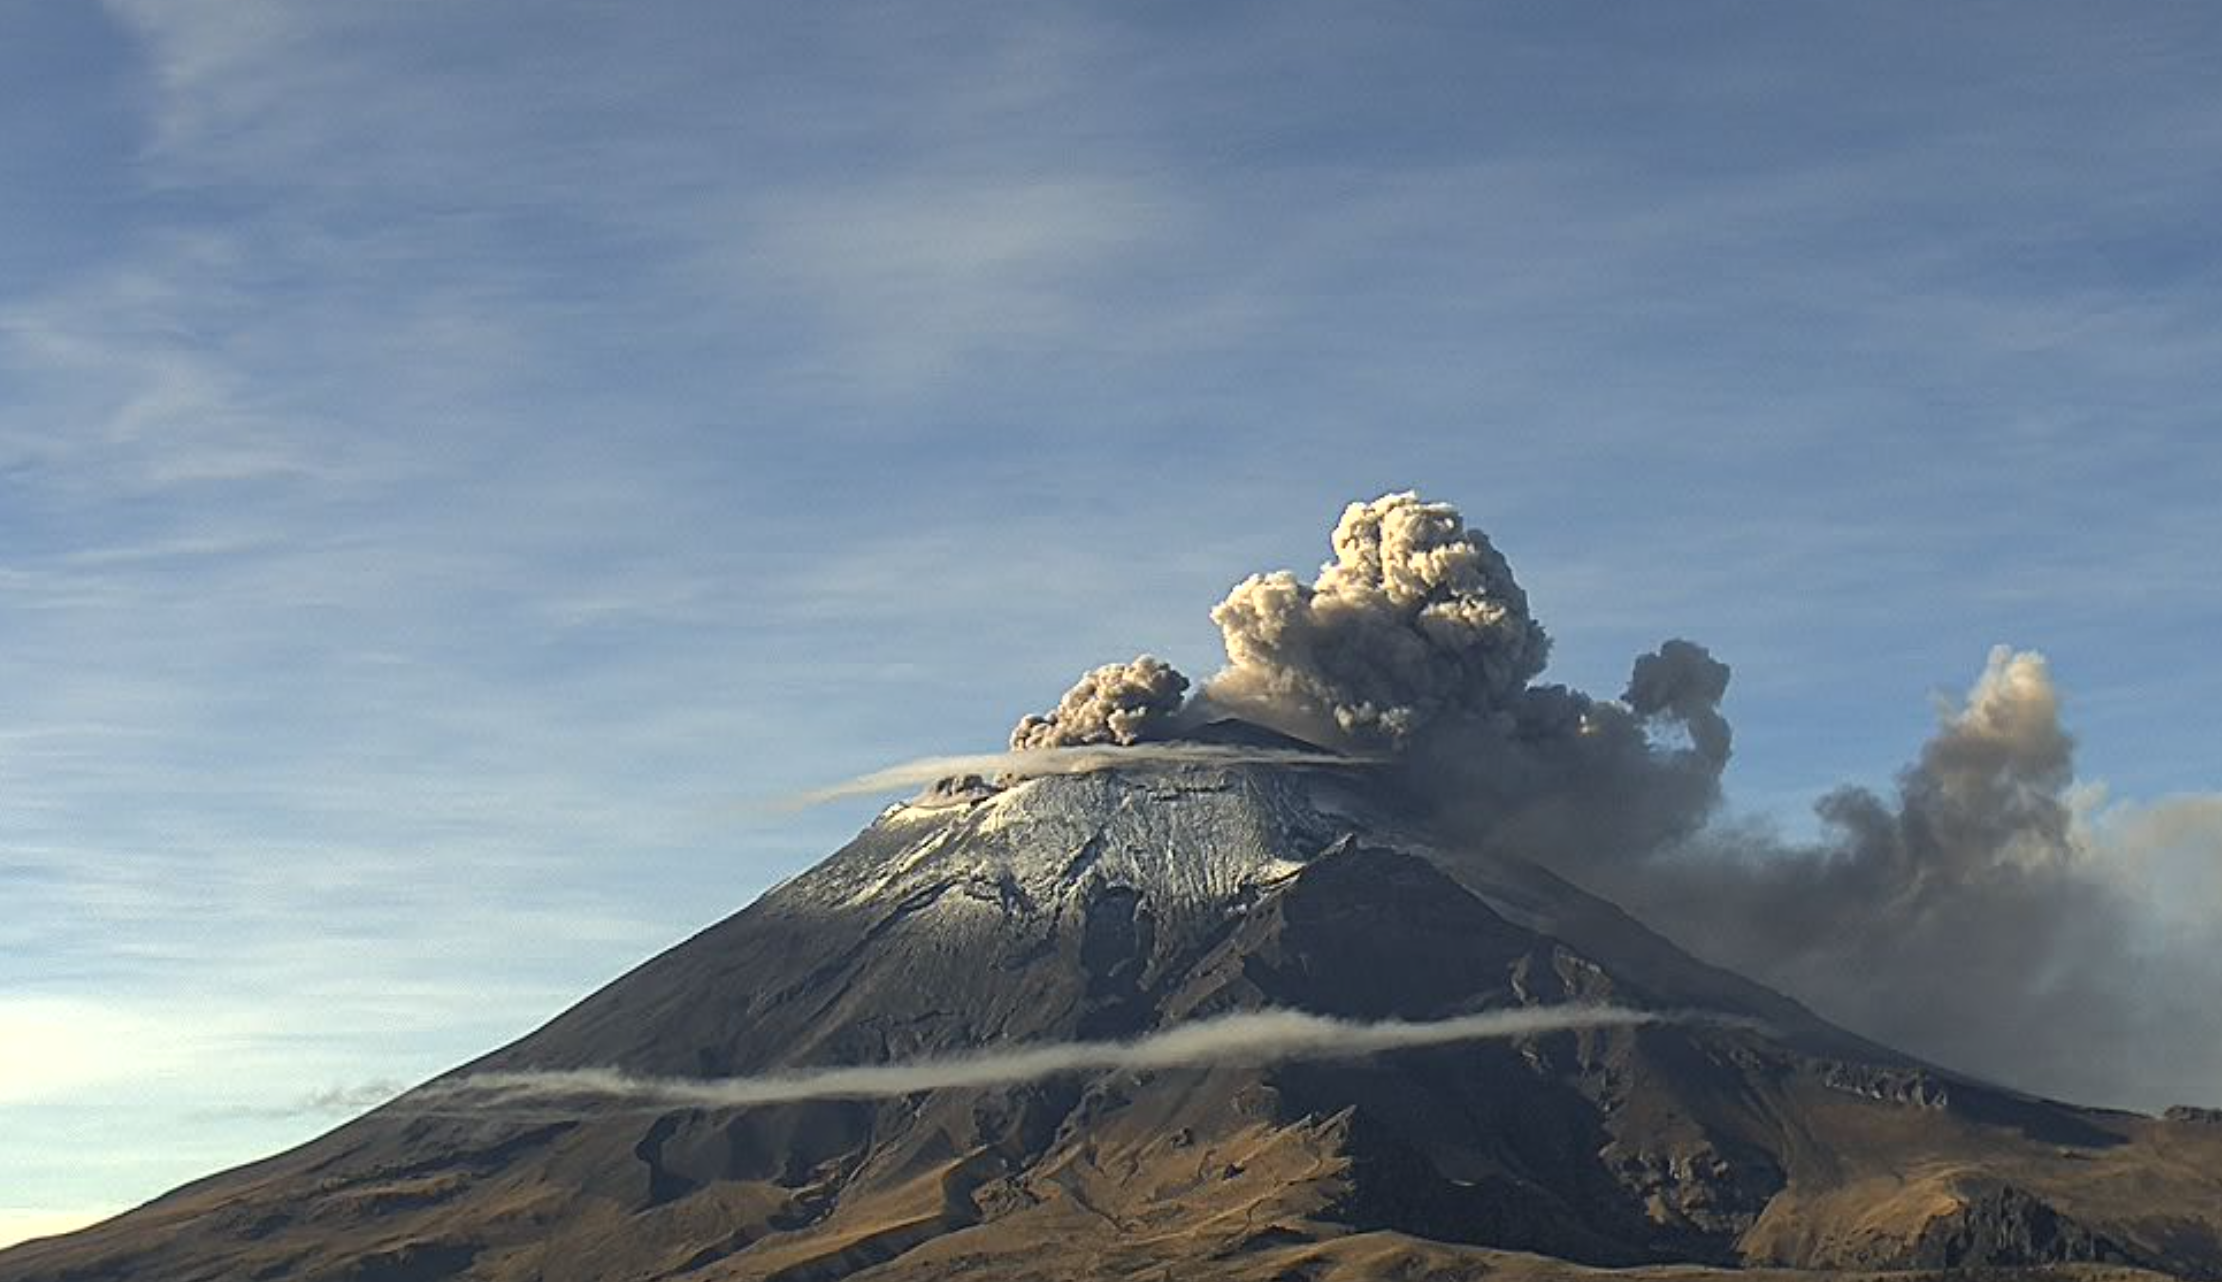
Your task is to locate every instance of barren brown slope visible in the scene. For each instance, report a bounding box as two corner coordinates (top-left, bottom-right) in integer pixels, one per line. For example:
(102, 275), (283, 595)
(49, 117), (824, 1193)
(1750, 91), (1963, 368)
(6, 758), (2220, 1281)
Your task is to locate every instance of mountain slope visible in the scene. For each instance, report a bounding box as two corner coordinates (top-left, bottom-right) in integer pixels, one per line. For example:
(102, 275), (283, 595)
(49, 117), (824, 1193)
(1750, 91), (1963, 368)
(7, 751), (2221, 1281)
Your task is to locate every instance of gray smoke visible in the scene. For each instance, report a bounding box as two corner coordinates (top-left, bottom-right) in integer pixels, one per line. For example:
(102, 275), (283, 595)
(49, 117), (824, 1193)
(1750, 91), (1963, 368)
(1208, 492), (1551, 747)
(401, 1004), (1668, 1117)
(1200, 492), (1729, 871)
(1625, 638), (1733, 763)
(1192, 494), (2220, 1110)
(1011, 655), (1190, 750)
(1399, 640), (1734, 884)
(1578, 648), (2222, 1109)
(808, 492), (2213, 1110)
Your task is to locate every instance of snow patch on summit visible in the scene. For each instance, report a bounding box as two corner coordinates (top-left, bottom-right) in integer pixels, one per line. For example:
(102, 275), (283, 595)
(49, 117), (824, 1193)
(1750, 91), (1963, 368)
(796, 762), (1361, 943)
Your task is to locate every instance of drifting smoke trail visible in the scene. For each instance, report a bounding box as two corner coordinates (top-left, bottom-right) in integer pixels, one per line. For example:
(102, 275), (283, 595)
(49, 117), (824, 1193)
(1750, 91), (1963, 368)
(1590, 646), (2222, 1109)
(218, 1080), (411, 1120)
(403, 1005), (1678, 1116)
(788, 742), (1371, 808)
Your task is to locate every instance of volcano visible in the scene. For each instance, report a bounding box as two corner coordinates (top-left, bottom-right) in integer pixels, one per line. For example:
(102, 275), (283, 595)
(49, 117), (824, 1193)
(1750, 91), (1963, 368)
(8, 738), (2222, 1281)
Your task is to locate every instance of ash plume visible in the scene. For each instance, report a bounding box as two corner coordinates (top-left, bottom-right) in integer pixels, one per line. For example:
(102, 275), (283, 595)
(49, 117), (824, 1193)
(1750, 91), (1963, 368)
(1577, 647), (2222, 1108)
(402, 1004), (1668, 1117)
(1625, 637), (1733, 763)
(815, 490), (2215, 1109)
(1186, 492), (2220, 1109)
(1400, 639), (1734, 885)
(1207, 492), (1551, 747)
(1011, 655), (1189, 750)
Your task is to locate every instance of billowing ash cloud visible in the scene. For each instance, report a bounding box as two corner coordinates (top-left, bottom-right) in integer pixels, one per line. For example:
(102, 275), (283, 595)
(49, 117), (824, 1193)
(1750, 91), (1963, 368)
(1188, 492), (2221, 1109)
(1207, 492), (1551, 746)
(1625, 638), (1733, 764)
(1576, 648), (2222, 1108)
(1395, 637), (1736, 885)
(833, 490), (2218, 1110)
(1011, 655), (1189, 750)
(400, 1005), (1668, 1117)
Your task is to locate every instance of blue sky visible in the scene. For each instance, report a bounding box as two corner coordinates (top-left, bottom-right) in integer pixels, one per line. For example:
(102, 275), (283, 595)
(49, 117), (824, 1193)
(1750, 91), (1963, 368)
(5, 0), (2221, 1244)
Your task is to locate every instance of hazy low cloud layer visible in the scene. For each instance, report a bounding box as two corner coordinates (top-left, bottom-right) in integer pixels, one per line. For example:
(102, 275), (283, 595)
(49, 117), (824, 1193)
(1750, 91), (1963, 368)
(406, 1004), (1663, 1115)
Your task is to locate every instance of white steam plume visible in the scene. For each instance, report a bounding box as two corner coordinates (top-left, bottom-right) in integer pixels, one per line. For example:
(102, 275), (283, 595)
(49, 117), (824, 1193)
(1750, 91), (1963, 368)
(788, 742), (1371, 808)
(405, 1005), (1675, 1115)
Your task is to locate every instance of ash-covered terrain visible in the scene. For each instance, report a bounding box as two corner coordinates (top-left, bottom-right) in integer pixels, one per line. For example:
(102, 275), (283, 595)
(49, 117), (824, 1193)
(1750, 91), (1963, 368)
(10, 492), (2220, 1281)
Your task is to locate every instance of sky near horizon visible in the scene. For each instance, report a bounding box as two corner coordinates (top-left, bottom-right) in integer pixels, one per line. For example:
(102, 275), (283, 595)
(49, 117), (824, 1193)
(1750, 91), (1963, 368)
(5, 1), (2222, 1246)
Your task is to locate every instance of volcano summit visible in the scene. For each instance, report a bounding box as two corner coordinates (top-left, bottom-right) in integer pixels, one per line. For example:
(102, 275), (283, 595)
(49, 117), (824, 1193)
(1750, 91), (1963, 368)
(7, 494), (2220, 1281)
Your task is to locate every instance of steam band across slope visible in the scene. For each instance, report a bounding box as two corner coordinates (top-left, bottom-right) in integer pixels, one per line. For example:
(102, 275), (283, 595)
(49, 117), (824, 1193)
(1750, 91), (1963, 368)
(398, 1004), (1730, 1117)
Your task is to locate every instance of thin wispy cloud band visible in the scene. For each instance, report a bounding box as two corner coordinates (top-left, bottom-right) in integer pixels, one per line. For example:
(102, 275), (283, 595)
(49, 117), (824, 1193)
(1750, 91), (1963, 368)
(785, 742), (1373, 808)
(400, 1004), (1684, 1117)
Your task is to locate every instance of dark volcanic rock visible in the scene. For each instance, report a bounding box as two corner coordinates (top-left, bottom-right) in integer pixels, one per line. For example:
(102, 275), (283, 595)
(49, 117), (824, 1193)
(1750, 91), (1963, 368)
(1815, 1060), (1953, 1109)
(1910, 1184), (2126, 1270)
